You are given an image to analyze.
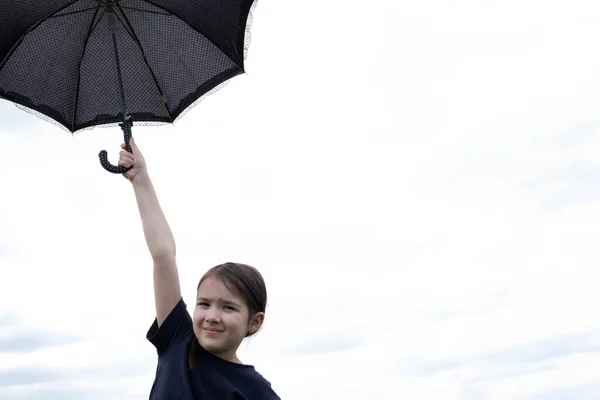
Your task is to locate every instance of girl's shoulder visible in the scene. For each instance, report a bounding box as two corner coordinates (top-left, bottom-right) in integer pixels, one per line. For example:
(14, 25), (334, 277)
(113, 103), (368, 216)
(236, 369), (281, 400)
(195, 346), (280, 398)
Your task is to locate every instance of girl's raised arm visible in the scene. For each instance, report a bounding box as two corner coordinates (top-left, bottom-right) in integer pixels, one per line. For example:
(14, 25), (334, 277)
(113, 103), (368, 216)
(119, 138), (181, 327)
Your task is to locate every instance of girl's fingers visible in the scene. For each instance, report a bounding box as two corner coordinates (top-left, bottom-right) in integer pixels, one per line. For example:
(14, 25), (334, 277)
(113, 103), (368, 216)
(118, 157), (135, 167)
(120, 160), (135, 168)
(118, 145), (138, 168)
(119, 150), (135, 162)
(119, 158), (135, 166)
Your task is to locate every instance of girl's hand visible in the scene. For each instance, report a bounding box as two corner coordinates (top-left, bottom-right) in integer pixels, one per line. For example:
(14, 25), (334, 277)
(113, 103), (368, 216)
(118, 137), (147, 183)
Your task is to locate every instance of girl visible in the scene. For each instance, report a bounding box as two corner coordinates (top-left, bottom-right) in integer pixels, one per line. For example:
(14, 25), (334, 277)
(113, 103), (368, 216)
(118, 138), (280, 400)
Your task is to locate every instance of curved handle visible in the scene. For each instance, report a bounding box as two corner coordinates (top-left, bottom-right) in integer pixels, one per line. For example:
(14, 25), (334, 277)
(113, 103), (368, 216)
(99, 117), (134, 174)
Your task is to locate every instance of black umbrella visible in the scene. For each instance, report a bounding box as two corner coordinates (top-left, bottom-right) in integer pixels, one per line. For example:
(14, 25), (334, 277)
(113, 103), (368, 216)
(0, 0), (257, 173)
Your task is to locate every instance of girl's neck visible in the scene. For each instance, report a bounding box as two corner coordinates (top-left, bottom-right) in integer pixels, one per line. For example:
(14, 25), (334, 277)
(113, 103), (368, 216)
(211, 348), (242, 364)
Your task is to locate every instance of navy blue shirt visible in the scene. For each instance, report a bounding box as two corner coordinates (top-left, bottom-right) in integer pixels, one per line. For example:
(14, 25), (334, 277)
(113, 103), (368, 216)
(146, 298), (280, 400)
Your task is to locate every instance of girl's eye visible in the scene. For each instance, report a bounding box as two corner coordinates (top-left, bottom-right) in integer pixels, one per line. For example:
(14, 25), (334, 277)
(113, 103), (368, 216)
(224, 306), (235, 311)
(197, 302), (209, 307)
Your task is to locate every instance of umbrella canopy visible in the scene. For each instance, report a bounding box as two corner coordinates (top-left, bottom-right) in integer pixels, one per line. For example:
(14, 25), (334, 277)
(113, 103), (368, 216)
(0, 0), (257, 172)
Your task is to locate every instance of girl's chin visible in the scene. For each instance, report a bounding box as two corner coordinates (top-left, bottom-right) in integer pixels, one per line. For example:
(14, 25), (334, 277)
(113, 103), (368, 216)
(198, 334), (224, 348)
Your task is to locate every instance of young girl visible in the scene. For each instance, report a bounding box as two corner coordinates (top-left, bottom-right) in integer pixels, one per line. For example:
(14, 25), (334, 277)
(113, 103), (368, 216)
(118, 138), (280, 400)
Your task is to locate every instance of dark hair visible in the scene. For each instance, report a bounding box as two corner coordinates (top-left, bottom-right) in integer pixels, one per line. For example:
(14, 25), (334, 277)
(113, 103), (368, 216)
(188, 262), (268, 370)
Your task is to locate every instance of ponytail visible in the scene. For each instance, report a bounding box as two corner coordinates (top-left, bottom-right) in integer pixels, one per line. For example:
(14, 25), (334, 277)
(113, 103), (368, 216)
(188, 337), (199, 372)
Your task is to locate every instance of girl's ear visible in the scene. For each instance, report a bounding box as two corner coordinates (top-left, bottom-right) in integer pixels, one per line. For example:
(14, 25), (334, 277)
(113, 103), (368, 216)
(248, 312), (265, 335)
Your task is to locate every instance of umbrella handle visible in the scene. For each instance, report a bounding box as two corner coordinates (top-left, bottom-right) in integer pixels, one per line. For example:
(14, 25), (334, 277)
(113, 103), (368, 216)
(98, 117), (133, 174)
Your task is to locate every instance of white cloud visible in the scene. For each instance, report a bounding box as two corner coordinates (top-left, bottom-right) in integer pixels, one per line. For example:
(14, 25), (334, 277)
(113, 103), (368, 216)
(1, 0), (600, 399)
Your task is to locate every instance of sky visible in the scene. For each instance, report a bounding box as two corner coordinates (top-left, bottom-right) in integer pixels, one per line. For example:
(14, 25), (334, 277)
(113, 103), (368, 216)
(1, 0), (600, 399)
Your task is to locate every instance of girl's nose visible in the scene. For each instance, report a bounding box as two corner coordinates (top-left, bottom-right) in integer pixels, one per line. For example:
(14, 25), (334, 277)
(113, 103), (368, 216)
(205, 310), (221, 323)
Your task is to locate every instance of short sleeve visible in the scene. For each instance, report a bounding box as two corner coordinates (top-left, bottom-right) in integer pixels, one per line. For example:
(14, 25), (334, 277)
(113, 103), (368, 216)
(146, 298), (193, 356)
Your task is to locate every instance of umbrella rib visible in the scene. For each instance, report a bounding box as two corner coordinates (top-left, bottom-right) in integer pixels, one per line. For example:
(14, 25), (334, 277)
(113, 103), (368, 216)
(0, 0), (81, 72)
(141, 0), (244, 72)
(119, 6), (172, 16)
(71, 5), (103, 132)
(89, 8), (109, 37)
(49, 7), (100, 19)
(114, 4), (174, 122)
(111, 11), (137, 41)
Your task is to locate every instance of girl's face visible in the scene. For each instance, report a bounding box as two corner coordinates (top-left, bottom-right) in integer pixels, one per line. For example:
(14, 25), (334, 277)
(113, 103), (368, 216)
(192, 276), (263, 363)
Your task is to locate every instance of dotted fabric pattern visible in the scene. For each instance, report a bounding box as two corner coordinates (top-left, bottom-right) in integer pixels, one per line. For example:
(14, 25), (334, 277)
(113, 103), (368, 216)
(0, 0), (258, 133)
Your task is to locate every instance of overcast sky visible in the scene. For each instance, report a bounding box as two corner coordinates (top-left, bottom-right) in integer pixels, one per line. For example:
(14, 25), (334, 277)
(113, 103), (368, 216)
(2, 0), (600, 399)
